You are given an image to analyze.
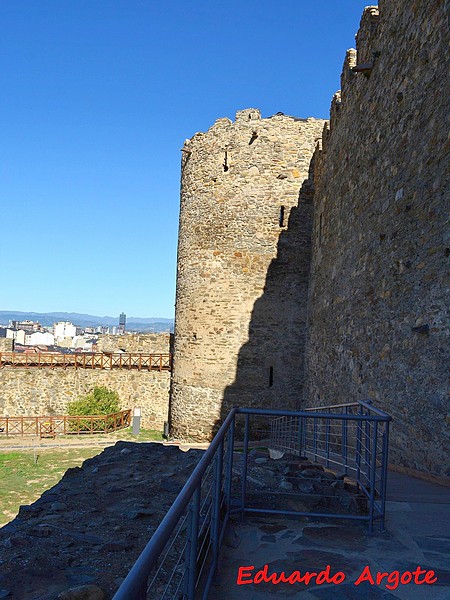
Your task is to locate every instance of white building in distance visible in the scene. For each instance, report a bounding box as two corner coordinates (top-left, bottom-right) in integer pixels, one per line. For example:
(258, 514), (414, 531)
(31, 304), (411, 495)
(25, 331), (55, 346)
(53, 321), (77, 340)
(6, 329), (26, 345)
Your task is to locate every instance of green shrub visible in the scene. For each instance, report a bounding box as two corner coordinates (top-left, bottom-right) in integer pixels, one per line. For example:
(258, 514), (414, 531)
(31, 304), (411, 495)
(67, 386), (120, 416)
(67, 387), (120, 433)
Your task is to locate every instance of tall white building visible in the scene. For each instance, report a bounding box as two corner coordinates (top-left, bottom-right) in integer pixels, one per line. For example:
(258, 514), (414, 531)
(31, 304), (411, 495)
(53, 321), (77, 340)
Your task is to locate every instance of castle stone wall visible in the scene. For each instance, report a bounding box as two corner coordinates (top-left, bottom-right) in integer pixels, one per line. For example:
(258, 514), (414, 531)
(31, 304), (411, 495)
(0, 369), (170, 430)
(170, 109), (324, 440)
(96, 333), (172, 354)
(305, 2), (449, 476)
(0, 339), (13, 352)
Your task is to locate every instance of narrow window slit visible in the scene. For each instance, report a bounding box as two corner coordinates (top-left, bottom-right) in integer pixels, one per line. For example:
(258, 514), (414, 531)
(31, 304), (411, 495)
(223, 151), (229, 172)
(279, 206), (285, 227)
(269, 366), (274, 387)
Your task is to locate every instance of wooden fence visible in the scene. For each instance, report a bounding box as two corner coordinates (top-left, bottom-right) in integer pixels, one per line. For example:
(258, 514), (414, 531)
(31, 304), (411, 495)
(0, 409), (132, 437)
(0, 352), (172, 371)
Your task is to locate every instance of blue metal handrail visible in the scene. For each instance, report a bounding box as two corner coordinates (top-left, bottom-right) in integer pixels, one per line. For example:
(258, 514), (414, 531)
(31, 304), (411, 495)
(113, 408), (237, 600)
(304, 399), (391, 418)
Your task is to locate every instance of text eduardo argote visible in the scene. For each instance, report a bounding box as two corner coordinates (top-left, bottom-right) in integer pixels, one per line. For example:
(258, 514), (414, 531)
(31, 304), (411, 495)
(236, 564), (438, 590)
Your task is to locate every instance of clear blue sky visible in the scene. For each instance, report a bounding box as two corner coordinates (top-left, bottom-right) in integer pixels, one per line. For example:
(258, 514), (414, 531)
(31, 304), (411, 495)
(0, 0), (370, 319)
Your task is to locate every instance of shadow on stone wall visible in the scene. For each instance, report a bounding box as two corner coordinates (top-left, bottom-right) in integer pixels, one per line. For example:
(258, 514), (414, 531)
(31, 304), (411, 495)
(217, 164), (316, 432)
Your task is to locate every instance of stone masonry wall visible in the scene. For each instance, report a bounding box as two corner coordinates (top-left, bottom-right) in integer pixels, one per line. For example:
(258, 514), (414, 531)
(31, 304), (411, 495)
(0, 369), (170, 430)
(170, 109), (324, 440)
(305, 1), (449, 476)
(0, 339), (13, 352)
(96, 333), (172, 354)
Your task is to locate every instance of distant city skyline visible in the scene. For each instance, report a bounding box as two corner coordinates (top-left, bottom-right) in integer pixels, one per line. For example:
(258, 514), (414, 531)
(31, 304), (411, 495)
(0, 310), (174, 328)
(0, 1), (370, 317)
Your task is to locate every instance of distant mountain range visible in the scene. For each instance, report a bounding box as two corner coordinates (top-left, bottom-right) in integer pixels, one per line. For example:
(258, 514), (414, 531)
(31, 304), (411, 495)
(0, 311), (174, 332)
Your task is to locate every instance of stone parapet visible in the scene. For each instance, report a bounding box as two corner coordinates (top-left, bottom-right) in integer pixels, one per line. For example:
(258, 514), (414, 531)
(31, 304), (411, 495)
(96, 333), (172, 354)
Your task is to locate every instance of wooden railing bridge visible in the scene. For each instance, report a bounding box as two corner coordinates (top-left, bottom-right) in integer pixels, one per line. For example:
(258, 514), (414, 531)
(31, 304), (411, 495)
(0, 352), (172, 372)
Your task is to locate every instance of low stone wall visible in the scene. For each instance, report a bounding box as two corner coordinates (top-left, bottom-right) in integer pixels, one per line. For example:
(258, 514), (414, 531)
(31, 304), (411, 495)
(0, 369), (170, 431)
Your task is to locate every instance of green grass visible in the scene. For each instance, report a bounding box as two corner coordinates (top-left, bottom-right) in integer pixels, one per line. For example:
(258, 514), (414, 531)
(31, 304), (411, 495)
(56, 426), (164, 442)
(0, 447), (102, 527)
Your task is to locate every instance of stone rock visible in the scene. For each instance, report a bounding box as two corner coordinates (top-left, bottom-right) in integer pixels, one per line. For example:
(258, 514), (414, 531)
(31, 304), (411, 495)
(260, 534), (276, 543)
(268, 449), (285, 460)
(308, 463), (325, 471)
(2, 536), (28, 549)
(223, 526), (241, 548)
(246, 475), (266, 488)
(298, 468), (322, 479)
(104, 486), (126, 494)
(100, 541), (132, 552)
(319, 470), (336, 480)
(331, 480), (345, 490)
(296, 481), (314, 494)
(279, 479), (294, 491)
(29, 525), (53, 537)
(123, 507), (153, 519)
(57, 584), (105, 600)
(64, 467), (82, 478)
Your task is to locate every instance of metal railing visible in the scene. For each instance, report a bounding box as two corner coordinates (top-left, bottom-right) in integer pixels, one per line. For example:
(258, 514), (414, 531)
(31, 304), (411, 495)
(113, 409), (236, 600)
(113, 402), (391, 600)
(269, 401), (391, 532)
(0, 409), (132, 437)
(0, 352), (172, 371)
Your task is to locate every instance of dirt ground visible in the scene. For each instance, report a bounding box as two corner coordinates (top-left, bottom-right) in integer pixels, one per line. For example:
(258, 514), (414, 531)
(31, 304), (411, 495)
(0, 430), (209, 451)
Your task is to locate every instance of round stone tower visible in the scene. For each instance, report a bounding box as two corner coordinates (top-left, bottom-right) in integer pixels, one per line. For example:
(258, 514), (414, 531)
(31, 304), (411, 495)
(170, 109), (324, 440)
